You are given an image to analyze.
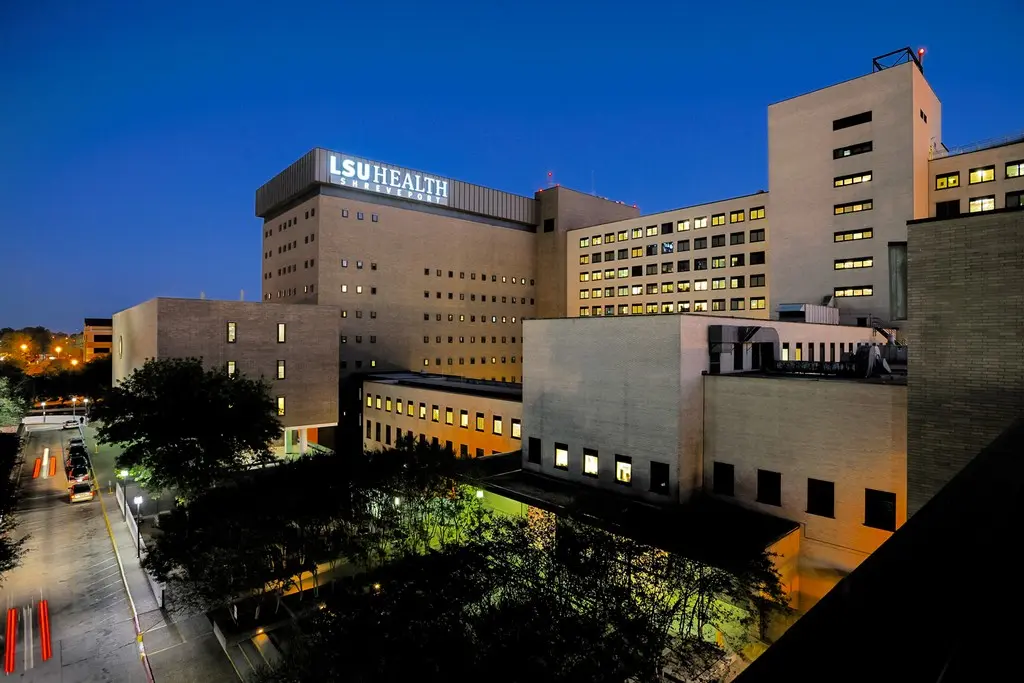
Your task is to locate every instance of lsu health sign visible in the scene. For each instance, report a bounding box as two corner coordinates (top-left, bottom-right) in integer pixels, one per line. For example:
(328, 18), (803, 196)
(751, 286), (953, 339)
(328, 154), (450, 206)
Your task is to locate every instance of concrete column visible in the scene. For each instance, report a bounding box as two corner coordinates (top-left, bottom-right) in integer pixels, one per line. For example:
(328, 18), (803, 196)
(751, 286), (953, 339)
(284, 429), (292, 455)
(299, 428), (308, 455)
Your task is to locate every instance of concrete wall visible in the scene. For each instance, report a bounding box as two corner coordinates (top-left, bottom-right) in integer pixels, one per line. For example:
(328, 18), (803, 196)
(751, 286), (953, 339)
(907, 209), (1024, 514)
(703, 374), (907, 608)
(564, 192), (771, 321)
(522, 315), (880, 504)
(928, 140), (1024, 214)
(768, 61), (941, 325)
(361, 380), (522, 457)
(113, 298), (341, 430)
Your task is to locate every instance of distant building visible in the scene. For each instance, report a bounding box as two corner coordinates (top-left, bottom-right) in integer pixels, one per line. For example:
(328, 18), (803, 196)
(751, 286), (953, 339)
(83, 318), (113, 362)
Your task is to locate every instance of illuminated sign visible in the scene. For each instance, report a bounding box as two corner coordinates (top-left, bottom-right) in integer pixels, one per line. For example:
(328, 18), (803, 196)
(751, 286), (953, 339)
(328, 154), (449, 206)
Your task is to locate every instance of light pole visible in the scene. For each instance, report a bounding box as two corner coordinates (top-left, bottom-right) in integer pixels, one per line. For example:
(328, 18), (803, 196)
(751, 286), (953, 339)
(120, 469), (130, 517)
(133, 496), (143, 558)
(55, 346), (62, 359)
(41, 401), (46, 418)
(72, 397), (77, 417)
(83, 398), (90, 417)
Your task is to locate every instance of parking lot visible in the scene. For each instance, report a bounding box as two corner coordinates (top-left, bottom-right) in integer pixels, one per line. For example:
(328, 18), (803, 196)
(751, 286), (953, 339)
(0, 424), (237, 682)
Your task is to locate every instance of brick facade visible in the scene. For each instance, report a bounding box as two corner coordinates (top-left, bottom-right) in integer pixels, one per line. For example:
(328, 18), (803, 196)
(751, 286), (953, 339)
(907, 209), (1024, 514)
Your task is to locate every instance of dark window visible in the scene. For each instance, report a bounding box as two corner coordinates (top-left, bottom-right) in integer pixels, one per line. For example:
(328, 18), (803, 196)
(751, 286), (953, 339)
(365, 420), (372, 438)
(385, 425), (391, 446)
(678, 239), (690, 251)
(1006, 190), (1024, 209)
(661, 222), (673, 235)
(711, 234), (725, 248)
(833, 141), (873, 159)
(650, 461), (670, 494)
(750, 251), (766, 265)
(677, 260), (690, 272)
(694, 258), (707, 270)
(694, 237), (707, 250)
(832, 110), (872, 130)
(730, 232), (745, 245)
(646, 244), (658, 256)
(757, 469), (781, 506)
(374, 422), (381, 442)
(749, 229), (765, 243)
(632, 265), (643, 277)
(865, 489), (897, 531)
(543, 218), (555, 232)
(93, 334), (113, 343)
(713, 462), (734, 496)
(935, 199), (961, 219)
(807, 478), (834, 517)
(476, 448), (484, 458)
(460, 443), (468, 457)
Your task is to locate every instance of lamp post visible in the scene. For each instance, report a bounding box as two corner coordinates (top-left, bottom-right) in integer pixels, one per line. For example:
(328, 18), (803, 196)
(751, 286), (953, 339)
(41, 401), (46, 418)
(72, 397), (77, 417)
(133, 496), (143, 558)
(55, 346), (62, 359)
(120, 469), (130, 517)
(83, 398), (90, 417)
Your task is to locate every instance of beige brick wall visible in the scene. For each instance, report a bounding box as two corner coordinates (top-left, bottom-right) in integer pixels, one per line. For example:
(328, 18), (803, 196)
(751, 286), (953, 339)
(361, 380), (522, 457)
(114, 298), (341, 430)
(703, 374), (907, 607)
(907, 210), (1024, 514)
(565, 193), (771, 320)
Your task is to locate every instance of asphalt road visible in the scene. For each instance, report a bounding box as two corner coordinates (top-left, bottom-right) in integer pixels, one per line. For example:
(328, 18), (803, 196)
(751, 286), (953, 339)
(0, 425), (238, 683)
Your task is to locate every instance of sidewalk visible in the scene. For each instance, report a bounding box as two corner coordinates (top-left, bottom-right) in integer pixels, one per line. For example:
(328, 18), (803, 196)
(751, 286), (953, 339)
(97, 472), (238, 682)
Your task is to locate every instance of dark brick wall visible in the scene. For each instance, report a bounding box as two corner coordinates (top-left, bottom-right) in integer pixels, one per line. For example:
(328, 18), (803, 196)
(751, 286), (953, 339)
(906, 209), (1024, 515)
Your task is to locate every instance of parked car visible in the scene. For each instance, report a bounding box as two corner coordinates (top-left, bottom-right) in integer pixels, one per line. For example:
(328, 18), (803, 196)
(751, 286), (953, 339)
(67, 437), (85, 448)
(67, 464), (90, 485)
(65, 454), (89, 473)
(69, 483), (95, 504)
(62, 420), (79, 430)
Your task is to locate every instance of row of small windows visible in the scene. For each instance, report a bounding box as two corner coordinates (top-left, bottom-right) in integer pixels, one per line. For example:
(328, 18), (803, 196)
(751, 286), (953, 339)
(225, 322), (286, 343)
(342, 259), (376, 269)
(340, 359), (379, 371)
(364, 422), (504, 458)
(422, 291), (534, 306)
(712, 462), (896, 532)
(580, 274), (765, 296)
(264, 234), (315, 259)
(834, 228), (873, 242)
(576, 209), (765, 249)
(225, 359), (287, 381)
(265, 288), (312, 300)
(264, 209), (315, 239)
(834, 256), (872, 270)
(424, 313), (522, 327)
(580, 253), (766, 277)
(834, 285), (873, 298)
(341, 209), (378, 221)
(780, 340), (863, 362)
(423, 357), (518, 367)
(833, 141), (872, 159)
(425, 269), (534, 286)
(579, 297), (766, 316)
(365, 395), (521, 439)
(936, 161), (1023, 190)
(833, 171), (872, 188)
(423, 335), (517, 345)
(936, 193), (1023, 218)
(526, 438), (671, 493)
(580, 230), (765, 262)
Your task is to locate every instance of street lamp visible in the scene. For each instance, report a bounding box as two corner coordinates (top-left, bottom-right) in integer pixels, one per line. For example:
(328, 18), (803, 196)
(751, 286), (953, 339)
(83, 398), (90, 416)
(41, 401), (46, 418)
(71, 359), (78, 367)
(19, 344), (27, 352)
(55, 346), (62, 358)
(133, 496), (143, 558)
(72, 397), (78, 416)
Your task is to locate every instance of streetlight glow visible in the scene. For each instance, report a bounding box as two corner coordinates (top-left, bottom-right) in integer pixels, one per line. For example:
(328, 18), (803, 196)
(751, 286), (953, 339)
(133, 495), (143, 506)
(71, 359), (78, 366)
(20, 344), (27, 351)
(55, 346), (62, 354)
(120, 469), (129, 478)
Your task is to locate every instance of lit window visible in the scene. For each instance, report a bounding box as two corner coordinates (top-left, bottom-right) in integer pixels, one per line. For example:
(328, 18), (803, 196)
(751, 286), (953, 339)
(712, 278), (726, 290)
(678, 301), (690, 312)
(834, 286), (874, 298)
(225, 322), (239, 343)
(629, 227), (641, 239)
(694, 216), (708, 229)
(661, 302), (674, 313)
(431, 405), (440, 422)
(711, 256), (726, 269)
(579, 255), (590, 265)
(693, 300), (708, 312)
(366, 395), (372, 407)
(834, 200), (873, 215)
(579, 307), (590, 316)
(617, 230), (628, 241)
(711, 214), (725, 226)
(579, 236), (590, 248)
(604, 232), (614, 243)
(646, 303), (658, 314)
(677, 280), (690, 292)
(834, 228), (873, 242)
(969, 166), (995, 184)
(645, 225), (657, 237)
(511, 418), (521, 439)
(554, 443), (569, 469)
(729, 210), (745, 223)
(834, 172), (873, 187)
(677, 219), (690, 232)
(276, 396), (285, 416)
(694, 279), (708, 291)
(661, 282), (674, 293)
(750, 297), (766, 309)
(615, 454), (632, 484)
(375, 396), (382, 409)
(934, 172), (959, 190)
(277, 323), (286, 343)
(583, 449), (598, 476)
(969, 196), (995, 213)
(276, 360), (286, 379)
(830, 252), (874, 271)
(579, 289), (590, 299)
(419, 403), (427, 419)
(385, 397), (392, 412)
(591, 270), (603, 281)
(631, 247), (643, 258)
(730, 298), (745, 311)
(407, 402), (414, 417)
(459, 410), (469, 428)
(1006, 160), (1024, 178)
(579, 272), (589, 282)
(475, 412), (485, 431)
(749, 206), (765, 220)
(730, 254), (745, 267)
(226, 361), (236, 377)
(493, 416), (503, 435)
(592, 235), (603, 245)
(711, 299), (726, 311)
(396, 399), (403, 414)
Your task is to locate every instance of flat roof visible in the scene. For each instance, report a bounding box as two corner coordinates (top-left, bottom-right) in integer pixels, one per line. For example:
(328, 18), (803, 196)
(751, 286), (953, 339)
(712, 370), (907, 386)
(364, 372), (523, 401)
(83, 318), (112, 327)
(908, 204), (1024, 226)
(478, 468), (799, 569)
(567, 189), (770, 233)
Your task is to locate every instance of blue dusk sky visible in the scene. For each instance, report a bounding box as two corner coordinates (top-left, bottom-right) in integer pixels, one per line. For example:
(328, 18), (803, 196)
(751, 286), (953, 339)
(1, 0), (1020, 331)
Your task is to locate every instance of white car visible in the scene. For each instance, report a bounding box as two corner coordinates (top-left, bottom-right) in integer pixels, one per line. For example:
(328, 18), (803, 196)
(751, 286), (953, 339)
(69, 483), (95, 504)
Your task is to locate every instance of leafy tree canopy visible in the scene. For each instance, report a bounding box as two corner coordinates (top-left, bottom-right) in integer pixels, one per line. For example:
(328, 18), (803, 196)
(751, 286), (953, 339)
(0, 378), (27, 429)
(92, 357), (281, 501)
(0, 434), (28, 584)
